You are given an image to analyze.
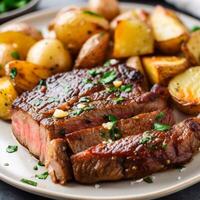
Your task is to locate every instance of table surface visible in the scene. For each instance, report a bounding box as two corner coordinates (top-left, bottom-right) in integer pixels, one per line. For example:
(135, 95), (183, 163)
(0, 0), (200, 200)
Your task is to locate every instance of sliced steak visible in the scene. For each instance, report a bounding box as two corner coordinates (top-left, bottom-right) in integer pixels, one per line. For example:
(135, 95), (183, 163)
(71, 118), (200, 184)
(12, 63), (169, 162)
(66, 109), (175, 153)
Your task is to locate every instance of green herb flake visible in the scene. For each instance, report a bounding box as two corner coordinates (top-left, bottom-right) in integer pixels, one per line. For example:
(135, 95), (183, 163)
(38, 161), (45, 167)
(155, 112), (165, 120)
(33, 99), (43, 106)
(79, 96), (90, 103)
(6, 145), (18, 153)
(11, 51), (20, 59)
(103, 59), (118, 67)
(106, 86), (118, 93)
(38, 79), (46, 87)
(88, 69), (102, 77)
(175, 165), (185, 171)
(139, 131), (155, 145)
(143, 176), (153, 183)
(162, 143), (168, 150)
(109, 127), (122, 140)
(83, 78), (92, 84)
(113, 97), (124, 104)
(100, 71), (117, 84)
(191, 26), (200, 32)
(154, 123), (171, 131)
(21, 178), (37, 186)
(10, 68), (17, 79)
(82, 10), (103, 18)
(33, 165), (38, 170)
(35, 171), (49, 180)
(120, 84), (132, 92)
(107, 114), (117, 122)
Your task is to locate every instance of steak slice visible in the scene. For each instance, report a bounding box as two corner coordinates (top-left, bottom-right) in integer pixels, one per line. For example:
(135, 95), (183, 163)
(66, 109), (174, 153)
(46, 109), (174, 184)
(12, 63), (169, 162)
(71, 118), (200, 184)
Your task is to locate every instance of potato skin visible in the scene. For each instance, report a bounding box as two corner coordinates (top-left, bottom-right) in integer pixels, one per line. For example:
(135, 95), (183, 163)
(150, 6), (189, 54)
(27, 39), (72, 74)
(0, 44), (18, 76)
(75, 32), (109, 68)
(53, 9), (109, 54)
(0, 77), (18, 120)
(168, 66), (200, 115)
(88, 0), (120, 21)
(142, 56), (188, 85)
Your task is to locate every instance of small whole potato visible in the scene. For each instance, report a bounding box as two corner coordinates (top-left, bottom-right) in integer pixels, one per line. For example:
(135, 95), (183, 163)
(1, 23), (43, 40)
(0, 44), (20, 76)
(27, 39), (72, 73)
(89, 0), (120, 21)
(0, 77), (18, 120)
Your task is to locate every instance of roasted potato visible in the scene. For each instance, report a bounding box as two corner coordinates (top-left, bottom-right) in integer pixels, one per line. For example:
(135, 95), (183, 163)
(126, 56), (149, 89)
(5, 60), (52, 94)
(0, 77), (18, 120)
(113, 18), (154, 58)
(150, 6), (189, 54)
(1, 23), (43, 40)
(53, 9), (109, 54)
(182, 30), (200, 65)
(88, 0), (120, 21)
(169, 66), (200, 114)
(0, 31), (37, 59)
(142, 56), (188, 85)
(75, 32), (109, 68)
(27, 39), (72, 74)
(0, 44), (19, 76)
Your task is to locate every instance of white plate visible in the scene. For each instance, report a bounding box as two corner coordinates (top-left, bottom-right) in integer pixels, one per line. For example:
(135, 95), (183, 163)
(0, 3), (200, 200)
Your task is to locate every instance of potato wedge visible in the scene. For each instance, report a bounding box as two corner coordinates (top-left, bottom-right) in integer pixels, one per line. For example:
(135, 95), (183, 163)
(88, 0), (120, 21)
(113, 19), (154, 58)
(75, 32), (109, 68)
(27, 39), (72, 74)
(0, 31), (37, 59)
(0, 77), (18, 120)
(169, 67), (200, 114)
(150, 6), (189, 54)
(182, 30), (200, 65)
(53, 9), (109, 54)
(5, 60), (53, 94)
(142, 56), (188, 85)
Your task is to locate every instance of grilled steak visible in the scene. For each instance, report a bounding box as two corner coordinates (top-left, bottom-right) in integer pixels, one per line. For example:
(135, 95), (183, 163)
(66, 109), (174, 153)
(71, 118), (200, 184)
(12, 63), (169, 162)
(46, 109), (174, 184)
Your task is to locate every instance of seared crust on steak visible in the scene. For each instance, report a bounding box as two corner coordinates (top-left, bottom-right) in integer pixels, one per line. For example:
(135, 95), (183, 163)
(71, 118), (200, 184)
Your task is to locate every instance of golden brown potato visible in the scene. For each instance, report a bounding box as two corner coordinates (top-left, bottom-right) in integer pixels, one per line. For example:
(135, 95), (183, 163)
(1, 23), (43, 40)
(5, 61), (52, 94)
(169, 66), (200, 114)
(0, 44), (19, 76)
(113, 18), (154, 58)
(0, 77), (18, 120)
(88, 0), (120, 21)
(75, 32), (109, 68)
(182, 30), (200, 65)
(150, 6), (189, 54)
(142, 56), (188, 85)
(27, 39), (72, 74)
(0, 31), (37, 59)
(53, 9), (109, 54)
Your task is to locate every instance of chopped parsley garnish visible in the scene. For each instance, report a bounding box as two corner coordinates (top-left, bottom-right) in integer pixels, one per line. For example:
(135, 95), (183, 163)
(175, 165), (185, 171)
(10, 68), (17, 79)
(6, 145), (18, 153)
(143, 176), (153, 183)
(11, 51), (20, 59)
(72, 105), (94, 116)
(38, 79), (46, 87)
(109, 126), (122, 140)
(107, 114), (117, 122)
(120, 84), (132, 92)
(103, 59), (118, 67)
(47, 97), (59, 103)
(106, 86), (118, 93)
(21, 178), (37, 186)
(88, 69), (102, 77)
(33, 99), (43, 106)
(100, 71), (117, 84)
(191, 26), (200, 32)
(38, 161), (44, 167)
(139, 131), (155, 145)
(154, 123), (171, 131)
(83, 78), (92, 84)
(155, 112), (165, 120)
(82, 10), (103, 18)
(35, 171), (49, 180)
(33, 165), (38, 170)
(79, 96), (90, 103)
(113, 97), (124, 104)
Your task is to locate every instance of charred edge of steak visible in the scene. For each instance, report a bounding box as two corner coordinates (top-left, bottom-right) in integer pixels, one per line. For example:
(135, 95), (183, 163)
(66, 109), (175, 154)
(71, 118), (200, 184)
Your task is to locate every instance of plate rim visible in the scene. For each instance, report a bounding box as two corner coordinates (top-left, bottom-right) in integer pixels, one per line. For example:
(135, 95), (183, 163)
(0, 2), (200, 200)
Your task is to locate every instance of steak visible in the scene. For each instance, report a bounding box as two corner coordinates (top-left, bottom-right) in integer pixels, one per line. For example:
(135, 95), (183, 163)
(12, 63), (169, 162)
(66, 109), (174, 153)
(71, 118), (200, 184)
